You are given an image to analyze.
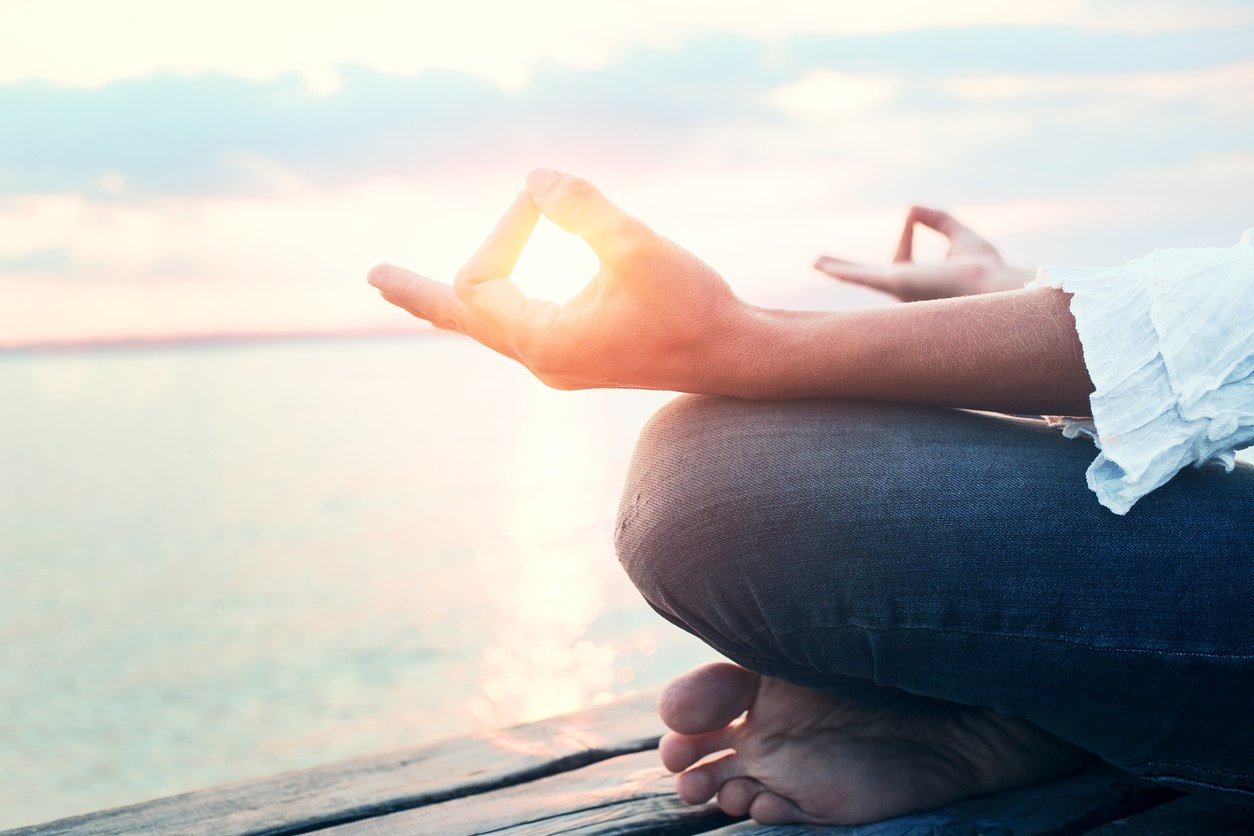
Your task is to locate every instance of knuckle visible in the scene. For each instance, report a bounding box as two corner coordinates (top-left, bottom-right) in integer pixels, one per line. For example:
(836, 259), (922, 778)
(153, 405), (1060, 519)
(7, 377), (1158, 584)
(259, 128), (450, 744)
(537, 374), (577, 391)
(557, 177), (598, 206)
(961, 261), (991, 282)
(523, 344), (567, 379)
(603, 221), (659, 268)
(440, 305), (466, 332)
(526, 356), (557, 379)
(452, 270), (478, 297)
(548, 178), (599, 222)
(611, 232), (652, 267)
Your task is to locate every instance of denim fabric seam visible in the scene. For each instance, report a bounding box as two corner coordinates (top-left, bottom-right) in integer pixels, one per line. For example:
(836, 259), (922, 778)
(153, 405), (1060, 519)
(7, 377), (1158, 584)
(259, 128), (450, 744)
(1139, 761), (1254, 780)
(755, 622), (1254, 660)
(1136, 771), (1254, 797)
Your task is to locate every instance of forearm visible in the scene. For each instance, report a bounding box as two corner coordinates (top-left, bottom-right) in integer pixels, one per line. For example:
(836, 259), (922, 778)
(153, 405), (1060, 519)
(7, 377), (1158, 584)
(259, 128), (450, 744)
(711, 288), (1094, 415)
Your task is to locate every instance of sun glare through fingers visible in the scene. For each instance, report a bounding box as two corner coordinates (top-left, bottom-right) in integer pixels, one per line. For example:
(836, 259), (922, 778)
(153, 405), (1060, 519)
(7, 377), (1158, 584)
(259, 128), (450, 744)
(508, 215), (601, 306)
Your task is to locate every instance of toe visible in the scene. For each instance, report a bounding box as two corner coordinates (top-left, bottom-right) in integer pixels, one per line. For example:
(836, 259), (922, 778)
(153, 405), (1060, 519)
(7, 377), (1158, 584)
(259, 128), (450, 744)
(659, 662), (760, 735)
(749, 791), (812, 824)
(674, 750), (745, 805)
(659, 728), (735, 773)
(715, 776), (767, 817)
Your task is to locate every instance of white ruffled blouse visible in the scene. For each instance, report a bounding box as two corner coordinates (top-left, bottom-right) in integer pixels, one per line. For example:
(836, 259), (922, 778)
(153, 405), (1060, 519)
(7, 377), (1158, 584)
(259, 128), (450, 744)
(1032, 229), (1254, 515)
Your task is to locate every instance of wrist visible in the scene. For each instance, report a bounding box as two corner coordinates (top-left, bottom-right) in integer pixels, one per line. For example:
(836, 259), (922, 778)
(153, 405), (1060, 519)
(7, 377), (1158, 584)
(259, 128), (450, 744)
(700, 305), (847, 400)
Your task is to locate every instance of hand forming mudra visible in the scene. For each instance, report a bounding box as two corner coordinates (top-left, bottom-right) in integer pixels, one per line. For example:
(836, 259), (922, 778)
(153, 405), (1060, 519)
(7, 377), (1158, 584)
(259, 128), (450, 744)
(369, 169), (1093, 415)
(368, 168), (746, 394)
(814, 204), (1035, 302)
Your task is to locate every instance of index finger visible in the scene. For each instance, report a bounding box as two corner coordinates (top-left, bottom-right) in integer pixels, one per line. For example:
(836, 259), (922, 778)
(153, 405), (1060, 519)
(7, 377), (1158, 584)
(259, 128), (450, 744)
(907, 205), (1000, 260)
(453, 190), (545, 340)
(525, 169), (652, 264)
(893, 206), (965, 263)
(367, 263), (522, 361)
(907, 206), (964, 238)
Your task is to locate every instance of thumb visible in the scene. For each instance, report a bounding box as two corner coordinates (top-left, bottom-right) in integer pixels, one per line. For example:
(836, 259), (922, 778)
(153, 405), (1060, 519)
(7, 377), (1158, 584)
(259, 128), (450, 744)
(525, 169), (652, 262)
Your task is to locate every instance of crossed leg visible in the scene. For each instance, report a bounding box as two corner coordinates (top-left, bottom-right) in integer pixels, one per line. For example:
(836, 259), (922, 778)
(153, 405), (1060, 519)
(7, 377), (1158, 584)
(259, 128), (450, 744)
(615, 396), (1254, 824)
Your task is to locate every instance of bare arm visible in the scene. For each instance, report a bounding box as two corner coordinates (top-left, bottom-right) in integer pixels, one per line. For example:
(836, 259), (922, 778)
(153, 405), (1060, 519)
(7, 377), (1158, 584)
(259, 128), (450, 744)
(367, 170), (1094, 416)
(716, 292), (1092, 414)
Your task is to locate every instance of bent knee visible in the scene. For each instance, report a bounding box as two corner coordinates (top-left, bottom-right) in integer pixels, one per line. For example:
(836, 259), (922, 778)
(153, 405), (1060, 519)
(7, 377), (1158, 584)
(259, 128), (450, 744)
(615, 395), (733, 599)
(614, 395), (867, 612)
(613, 396), (976, 612)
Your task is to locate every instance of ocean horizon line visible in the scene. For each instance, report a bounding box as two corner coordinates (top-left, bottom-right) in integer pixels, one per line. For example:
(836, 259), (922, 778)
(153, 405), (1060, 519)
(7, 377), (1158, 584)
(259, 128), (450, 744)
(0, 325), (440, 354)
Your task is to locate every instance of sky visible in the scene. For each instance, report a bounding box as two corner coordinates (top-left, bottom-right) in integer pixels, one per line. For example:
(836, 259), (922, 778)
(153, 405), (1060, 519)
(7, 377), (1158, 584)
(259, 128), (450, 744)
(0, 0), (1252, 345)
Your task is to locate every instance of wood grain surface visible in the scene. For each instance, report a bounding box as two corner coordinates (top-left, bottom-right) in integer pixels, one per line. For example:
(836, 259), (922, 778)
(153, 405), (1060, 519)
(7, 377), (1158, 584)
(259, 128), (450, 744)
(5, 695), (665, 836)
(12, 689), (1240, 836)
(322, 748), (735, 836)
(702, 762), (1179, 836)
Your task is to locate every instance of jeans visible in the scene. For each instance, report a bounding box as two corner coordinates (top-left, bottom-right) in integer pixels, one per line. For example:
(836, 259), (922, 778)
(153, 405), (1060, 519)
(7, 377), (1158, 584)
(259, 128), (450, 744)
(615, 396), (1254, 803)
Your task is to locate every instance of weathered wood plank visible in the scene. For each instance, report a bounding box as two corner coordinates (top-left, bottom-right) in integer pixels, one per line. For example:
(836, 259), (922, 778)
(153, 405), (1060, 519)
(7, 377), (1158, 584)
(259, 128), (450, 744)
(321, 751), (1183, 836)
(319, 748), (735, 836)
(4, 695), (666, 836)
(1086, 794), (1254, 835)
(701, 762), (1178, 836)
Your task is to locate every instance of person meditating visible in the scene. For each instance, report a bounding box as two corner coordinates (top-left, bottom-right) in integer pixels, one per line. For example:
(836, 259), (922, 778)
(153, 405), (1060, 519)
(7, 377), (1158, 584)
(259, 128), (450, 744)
(368, 169), (1254, 825)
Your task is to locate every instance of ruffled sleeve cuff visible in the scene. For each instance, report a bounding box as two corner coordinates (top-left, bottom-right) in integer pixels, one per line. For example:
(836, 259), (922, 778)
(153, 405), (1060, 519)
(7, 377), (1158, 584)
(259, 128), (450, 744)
(1032, 229), (1254, 514)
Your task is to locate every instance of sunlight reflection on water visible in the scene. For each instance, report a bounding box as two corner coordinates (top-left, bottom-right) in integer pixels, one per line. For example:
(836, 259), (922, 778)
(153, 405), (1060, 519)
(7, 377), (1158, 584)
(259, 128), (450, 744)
(475, 384), (626, 723)
(0, 335), (721, 829)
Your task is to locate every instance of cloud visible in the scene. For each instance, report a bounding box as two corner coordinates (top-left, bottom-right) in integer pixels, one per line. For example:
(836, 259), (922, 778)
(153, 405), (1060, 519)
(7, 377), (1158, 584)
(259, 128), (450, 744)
(788, 25), (1254, 75)
(0, 26), (1250, 201)
(0, 246), (74, 274)
(0, 22), (1250, 346)
(4, 0), (1251, 90)
(935, 61), (1254, 112)
(772, 71), (900, 120)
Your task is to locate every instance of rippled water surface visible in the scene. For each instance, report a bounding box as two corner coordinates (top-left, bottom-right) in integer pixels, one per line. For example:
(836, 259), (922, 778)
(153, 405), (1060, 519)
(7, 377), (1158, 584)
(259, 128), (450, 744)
(0, 335), (720, 830)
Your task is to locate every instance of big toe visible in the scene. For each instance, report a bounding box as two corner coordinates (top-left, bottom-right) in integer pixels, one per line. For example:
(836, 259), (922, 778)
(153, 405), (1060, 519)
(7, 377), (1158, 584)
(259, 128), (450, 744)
(659, 662), (760, 735)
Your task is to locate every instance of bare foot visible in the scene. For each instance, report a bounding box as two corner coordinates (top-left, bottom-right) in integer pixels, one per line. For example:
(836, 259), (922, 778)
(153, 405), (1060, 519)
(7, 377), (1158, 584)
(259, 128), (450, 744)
(659, 662), (1091, 825)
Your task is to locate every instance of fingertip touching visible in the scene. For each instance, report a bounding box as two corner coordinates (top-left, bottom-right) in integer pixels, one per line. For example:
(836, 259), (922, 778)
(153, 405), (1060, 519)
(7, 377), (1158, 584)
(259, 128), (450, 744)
(520, 169), (648, 261)
(908, 206), (957, 231)
(525, 168), (561, 199)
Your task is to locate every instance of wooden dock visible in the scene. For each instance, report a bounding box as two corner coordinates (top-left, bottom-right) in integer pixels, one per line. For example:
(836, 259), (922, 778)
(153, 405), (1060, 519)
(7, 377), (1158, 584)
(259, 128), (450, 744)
(6, 694), (1251, 836)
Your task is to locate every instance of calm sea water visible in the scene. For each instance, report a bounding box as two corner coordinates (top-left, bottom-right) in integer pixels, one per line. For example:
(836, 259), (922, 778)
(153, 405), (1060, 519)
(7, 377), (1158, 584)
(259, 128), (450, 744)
(0, 335), (720, 830)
